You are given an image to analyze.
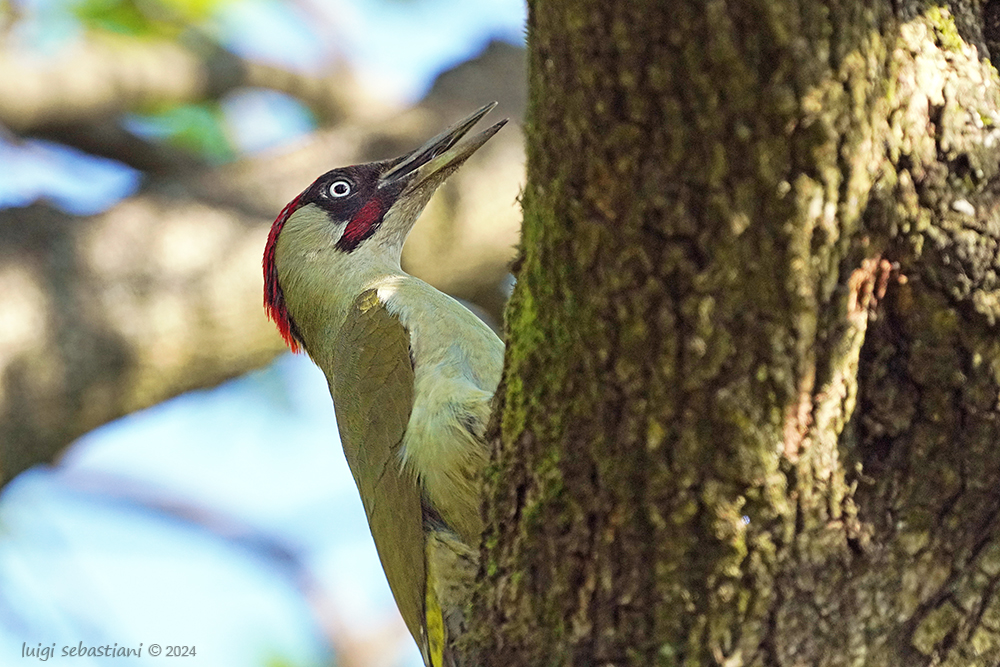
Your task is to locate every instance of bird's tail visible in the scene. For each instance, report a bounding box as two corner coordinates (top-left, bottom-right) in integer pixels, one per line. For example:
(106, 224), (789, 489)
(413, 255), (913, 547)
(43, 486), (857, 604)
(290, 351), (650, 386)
(425, 529), (478, 667)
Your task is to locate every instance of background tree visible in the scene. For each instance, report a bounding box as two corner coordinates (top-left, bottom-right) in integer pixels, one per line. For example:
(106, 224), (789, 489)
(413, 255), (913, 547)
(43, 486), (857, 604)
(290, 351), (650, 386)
(0, 1), (525, 485)
(473, 0), (1000, 664)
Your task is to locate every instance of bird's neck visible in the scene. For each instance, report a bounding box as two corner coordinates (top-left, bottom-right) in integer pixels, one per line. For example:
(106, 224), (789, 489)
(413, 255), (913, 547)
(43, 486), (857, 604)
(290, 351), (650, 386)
(282, 249), (406, 366)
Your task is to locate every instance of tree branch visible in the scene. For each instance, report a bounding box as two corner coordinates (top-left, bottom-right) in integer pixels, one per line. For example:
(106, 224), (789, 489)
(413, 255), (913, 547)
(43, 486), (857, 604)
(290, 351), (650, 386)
(0, 36), (361, 136)
(27, 118), (207, 174)
(0, 42), (525, 485)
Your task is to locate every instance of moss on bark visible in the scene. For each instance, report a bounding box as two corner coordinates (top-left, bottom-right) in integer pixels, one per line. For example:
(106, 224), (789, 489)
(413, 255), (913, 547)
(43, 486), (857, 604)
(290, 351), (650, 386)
(471, 2), (1000, 666)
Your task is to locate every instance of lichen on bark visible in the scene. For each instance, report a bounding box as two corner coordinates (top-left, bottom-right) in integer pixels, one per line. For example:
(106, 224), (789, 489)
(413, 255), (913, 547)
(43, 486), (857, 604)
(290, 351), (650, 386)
(472, 1), (1000, 666)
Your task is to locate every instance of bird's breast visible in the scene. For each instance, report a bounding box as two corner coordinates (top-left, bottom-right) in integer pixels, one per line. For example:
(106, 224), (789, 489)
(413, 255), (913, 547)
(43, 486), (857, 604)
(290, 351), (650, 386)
(375, 277), (503, 543)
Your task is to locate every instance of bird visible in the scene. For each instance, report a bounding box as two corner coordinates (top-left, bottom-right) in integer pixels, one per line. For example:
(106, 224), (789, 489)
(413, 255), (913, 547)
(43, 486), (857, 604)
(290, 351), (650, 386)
(262, 103), (507, 667)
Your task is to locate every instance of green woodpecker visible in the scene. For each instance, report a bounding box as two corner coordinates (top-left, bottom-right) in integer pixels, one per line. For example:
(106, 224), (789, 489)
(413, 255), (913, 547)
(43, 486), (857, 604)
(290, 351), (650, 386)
(262, 103), (506, 667)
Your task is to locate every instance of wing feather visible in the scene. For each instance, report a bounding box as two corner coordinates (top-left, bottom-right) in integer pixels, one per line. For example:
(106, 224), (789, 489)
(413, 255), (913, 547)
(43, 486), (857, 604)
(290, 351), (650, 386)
(331, 289), (427, 655)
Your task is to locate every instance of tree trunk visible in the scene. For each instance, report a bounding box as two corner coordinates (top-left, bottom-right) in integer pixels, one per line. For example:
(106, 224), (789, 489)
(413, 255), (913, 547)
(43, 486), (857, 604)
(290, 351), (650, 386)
(473, 1), (1000, 665)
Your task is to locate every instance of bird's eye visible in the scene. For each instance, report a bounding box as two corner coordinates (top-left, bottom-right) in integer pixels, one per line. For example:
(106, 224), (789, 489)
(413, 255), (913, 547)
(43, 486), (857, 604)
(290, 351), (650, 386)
(328, 180), (352, 198)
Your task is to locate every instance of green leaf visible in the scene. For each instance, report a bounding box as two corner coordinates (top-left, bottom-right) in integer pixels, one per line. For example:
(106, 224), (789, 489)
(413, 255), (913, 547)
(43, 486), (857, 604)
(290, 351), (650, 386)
(73, 0), (229, 37)
(132, 102), (235, 163)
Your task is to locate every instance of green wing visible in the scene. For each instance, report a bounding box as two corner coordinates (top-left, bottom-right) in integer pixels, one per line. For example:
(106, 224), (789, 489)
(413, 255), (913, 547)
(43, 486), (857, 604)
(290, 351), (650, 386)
(330, 289), (426, 655)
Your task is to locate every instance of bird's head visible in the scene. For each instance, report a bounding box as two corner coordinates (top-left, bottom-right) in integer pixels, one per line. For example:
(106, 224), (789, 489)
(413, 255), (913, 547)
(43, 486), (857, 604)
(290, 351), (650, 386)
(263, 102), (506, 352)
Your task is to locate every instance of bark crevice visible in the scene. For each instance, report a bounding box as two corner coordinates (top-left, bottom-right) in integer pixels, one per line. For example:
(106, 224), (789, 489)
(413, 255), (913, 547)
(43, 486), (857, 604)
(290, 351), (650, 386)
(474, 2), (1000, 665)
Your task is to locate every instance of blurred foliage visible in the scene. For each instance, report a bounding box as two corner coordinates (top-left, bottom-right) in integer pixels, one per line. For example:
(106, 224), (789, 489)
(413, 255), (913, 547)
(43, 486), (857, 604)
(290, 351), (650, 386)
(73, 0), (222, 37)
(263, 656), (312, 667)
(128, 102), (235, 162)
(70, 0), (238, 161)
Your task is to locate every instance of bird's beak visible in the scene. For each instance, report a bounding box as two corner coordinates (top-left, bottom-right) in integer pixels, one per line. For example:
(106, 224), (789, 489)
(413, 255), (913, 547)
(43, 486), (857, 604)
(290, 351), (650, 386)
(380, 101), (507, 192)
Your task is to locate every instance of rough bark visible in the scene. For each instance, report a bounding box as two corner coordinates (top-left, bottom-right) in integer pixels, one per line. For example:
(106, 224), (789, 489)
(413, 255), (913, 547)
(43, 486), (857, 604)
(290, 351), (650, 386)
(473, 1), (1000, 665)
(0, 43), (525, 486)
